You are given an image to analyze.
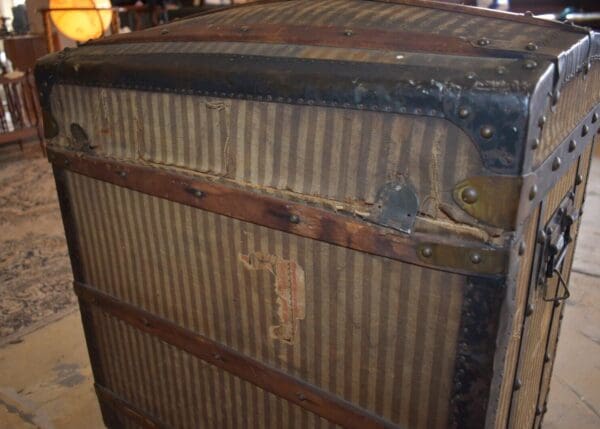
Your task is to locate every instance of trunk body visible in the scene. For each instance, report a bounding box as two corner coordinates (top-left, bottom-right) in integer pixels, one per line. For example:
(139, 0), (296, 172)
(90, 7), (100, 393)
(36, 1), (600, 428)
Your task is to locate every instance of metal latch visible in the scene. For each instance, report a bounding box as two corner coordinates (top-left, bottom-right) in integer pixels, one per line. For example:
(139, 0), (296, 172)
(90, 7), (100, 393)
(536, 194), (578, 302)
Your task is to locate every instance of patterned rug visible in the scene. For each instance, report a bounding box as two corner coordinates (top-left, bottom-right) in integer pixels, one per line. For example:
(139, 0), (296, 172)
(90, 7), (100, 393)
(0, 145), (75, 338)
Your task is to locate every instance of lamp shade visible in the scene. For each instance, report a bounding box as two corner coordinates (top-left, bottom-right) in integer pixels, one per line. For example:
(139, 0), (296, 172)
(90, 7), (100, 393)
(49, 0), (112, 42)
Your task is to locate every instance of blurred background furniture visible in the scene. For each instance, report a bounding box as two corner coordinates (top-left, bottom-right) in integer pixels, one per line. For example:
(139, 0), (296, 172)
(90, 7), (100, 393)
(0, 70), (44, 153)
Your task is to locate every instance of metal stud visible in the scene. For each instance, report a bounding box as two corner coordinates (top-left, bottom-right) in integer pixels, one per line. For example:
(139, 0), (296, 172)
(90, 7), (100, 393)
(538, 115), (547, 127)
(480, 126), (494, 139)
(537, 230), (547, 244)
(297, 393), (307, 401)
(496, 66), (507, 75)
(518, 241), (526, 256)
(552, 157), (562, 171)
(514, 378), (523, 391)
(575, 173), (583, 186)
(461, 187), (479, 204)
(477, 37), (490, 46)
(569, 139), (577, 152)
(289, 214), (300, 224)
(526, 303), (534, 316)
(466, 71), (476, 80)
(470, 253), (482, 265)
(535, 406), (543, 416)
(544, 353), (551, 363)
(529, 185), (538, 201)
(532, 138), (540, 150)
(421, 246), (433, 258)
(525, 42), (538, 51)
(524, 10), (534, 17)
(581, 124), (589, 137)
(191, 189), (203, 198)
(458, 106), (470, 119)
(524, 60), (538, 69)
(344, 29), (353, 36)
(240, 25), (249, 32)
(552, 90), (561, 106)
(160, 29), (169, 35)
(118, 171), (127, 178)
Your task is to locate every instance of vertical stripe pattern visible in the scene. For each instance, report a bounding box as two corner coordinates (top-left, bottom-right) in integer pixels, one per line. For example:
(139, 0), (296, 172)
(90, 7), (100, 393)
(66, 172), (466, 428)
(54, 85), (481, 209)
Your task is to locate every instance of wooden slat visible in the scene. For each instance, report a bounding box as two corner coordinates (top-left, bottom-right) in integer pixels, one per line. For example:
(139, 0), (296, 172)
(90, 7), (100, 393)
(74, 281), (397, 429)
(47, 147), (507, 276)
(95, 384), (166, 429)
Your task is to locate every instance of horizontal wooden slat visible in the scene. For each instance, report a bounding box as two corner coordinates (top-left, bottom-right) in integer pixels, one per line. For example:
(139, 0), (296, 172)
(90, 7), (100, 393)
(75, 281), (397, 429)
(95, 384), (166, 429)
(47, 147), (507, 276)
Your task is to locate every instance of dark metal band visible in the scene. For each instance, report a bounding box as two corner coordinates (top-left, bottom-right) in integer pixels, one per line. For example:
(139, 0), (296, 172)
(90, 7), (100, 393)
(76, 282), (397, 429)
(95, 384), (166, 429)
(47, 147), (508, 276)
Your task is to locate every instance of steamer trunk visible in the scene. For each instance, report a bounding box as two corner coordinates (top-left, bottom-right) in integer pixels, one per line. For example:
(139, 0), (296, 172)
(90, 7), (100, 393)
(35, 1), (600, 428)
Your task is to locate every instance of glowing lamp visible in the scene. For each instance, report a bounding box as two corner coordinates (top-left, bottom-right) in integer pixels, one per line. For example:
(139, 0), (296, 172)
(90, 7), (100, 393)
(50, 0), (112, 42)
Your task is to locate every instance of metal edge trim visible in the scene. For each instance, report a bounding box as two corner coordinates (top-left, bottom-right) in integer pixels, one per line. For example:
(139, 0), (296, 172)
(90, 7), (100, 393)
(48, 147), (508, 276)
(449, 275), (507, 429)
(75, 281), (398, 429)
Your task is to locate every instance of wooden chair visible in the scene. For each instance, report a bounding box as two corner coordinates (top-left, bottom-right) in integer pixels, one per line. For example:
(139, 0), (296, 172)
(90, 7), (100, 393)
(0, 70), (45, 154)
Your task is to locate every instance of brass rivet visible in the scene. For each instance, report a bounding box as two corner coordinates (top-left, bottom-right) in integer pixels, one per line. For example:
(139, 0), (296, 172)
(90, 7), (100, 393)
(525, 42), (538, 51)
(421, 246), (433, 258)
(514, 378), (522, 391)
(552, 157), (561, 171)
(480, 126), (494, 139)
(538, 115), (547, 127)
(532, 138), (540, 150)
(458, 106), (470, 118)
(461, 187), (479, 204)
(575, 173), (583, 186)
(581, 124), (589, 137)
(191, 189), (204, 198)
(524, 59), (538, 69)
(118, 171), (127, 178)
(518, 242), (526, 255)
(529, 185), (538, 201)
(289, 214), (300, 224)
(344, 29), (353, 36)
(569, 139), (577, 152)
(470, 253), (482, 265)
(526, 303), (534, 316)
(477, 37), (490, 46)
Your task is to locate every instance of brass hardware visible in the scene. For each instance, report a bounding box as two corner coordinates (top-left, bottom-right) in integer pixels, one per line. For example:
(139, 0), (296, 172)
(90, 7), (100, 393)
(458, 107), (470, 119)
(461, 187), (479, 204)
(480, 126), (494, 139)
(416, 243), (505, 275)
(453, 176), (522, 229)
(421, 246), (433, 258)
